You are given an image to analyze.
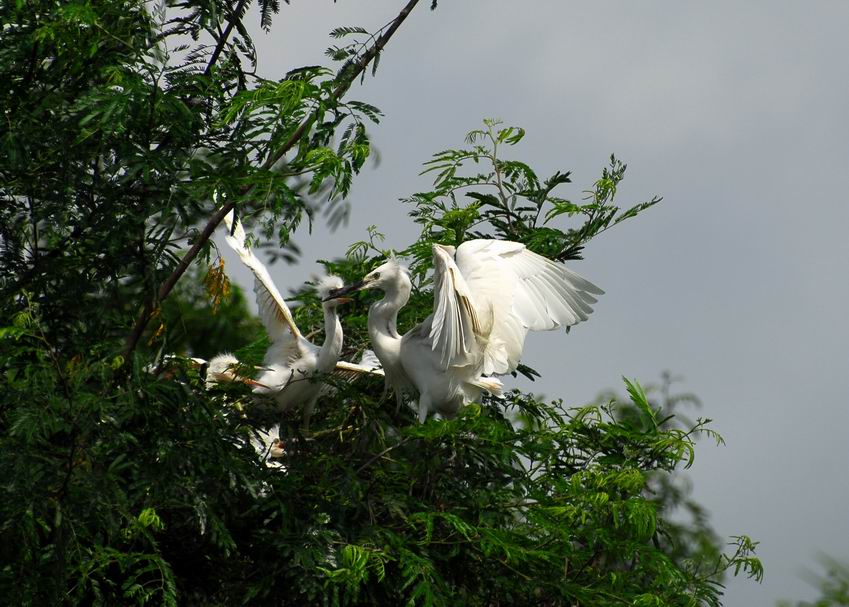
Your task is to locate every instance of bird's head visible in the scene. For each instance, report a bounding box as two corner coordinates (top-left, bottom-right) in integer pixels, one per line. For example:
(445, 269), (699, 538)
(315, 275), (350, 308)
(205, 353), (241, 388)
(206, 353), (269, 390)
(323, 257), (410, 301)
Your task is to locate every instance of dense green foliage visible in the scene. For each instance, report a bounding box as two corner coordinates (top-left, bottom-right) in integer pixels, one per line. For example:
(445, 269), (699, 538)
(1, 1), (761, 605)
(159, 264), (264, 359)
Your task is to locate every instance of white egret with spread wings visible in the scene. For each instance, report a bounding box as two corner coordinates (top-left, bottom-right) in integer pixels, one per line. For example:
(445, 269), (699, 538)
(221, 210), (381, 431)
(326, 240), (603, 422)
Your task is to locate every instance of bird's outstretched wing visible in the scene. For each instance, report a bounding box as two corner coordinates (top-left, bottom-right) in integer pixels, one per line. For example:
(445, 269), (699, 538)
(222, 210), (305, 358)
(333, 350), (386, 380)
(430, 240), (604, 375)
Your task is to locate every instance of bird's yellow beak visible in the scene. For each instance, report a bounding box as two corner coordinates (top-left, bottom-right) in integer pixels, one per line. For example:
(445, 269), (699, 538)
(243, 378), (269, 389)
(323, 280), (365, 301)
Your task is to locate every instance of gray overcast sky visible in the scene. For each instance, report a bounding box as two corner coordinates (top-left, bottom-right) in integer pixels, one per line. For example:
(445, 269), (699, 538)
(214, 2), (849, 604)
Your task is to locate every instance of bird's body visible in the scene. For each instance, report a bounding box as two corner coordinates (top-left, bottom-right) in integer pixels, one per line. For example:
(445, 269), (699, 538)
(328, 240), (603, 422)
(249, 286), (344, 426)
(223, 210), (349, 431)
(400, 320), (491, 419)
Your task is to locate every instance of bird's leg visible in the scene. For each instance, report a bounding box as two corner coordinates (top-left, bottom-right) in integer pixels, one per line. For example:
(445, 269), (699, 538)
(376, 381), (391, 405)
(301, 397), (317, 439)
(279, 409), (298, 455)
(417, 393), (431, 424)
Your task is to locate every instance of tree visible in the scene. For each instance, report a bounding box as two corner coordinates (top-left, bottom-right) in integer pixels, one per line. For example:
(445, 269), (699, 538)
(1, 1), (760, 605)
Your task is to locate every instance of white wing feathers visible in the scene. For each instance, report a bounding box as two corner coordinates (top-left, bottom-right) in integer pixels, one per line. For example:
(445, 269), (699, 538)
(222, 210), (304, 354)
(429, 246), (492, 368)
(334, 361), (386, 379)
(430, 240), (603, 376)
(499, 244), (601, 331)
(334, 349), (385, 379)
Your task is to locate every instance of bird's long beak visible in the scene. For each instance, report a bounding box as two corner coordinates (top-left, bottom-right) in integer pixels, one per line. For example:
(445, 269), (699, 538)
(323, 280), (365, 301)
(243, 378), (270, 389)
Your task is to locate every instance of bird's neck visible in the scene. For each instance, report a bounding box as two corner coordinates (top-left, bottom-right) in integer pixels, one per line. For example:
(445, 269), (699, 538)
(317, 306), (343, 373)
(368, 282), (411, 370)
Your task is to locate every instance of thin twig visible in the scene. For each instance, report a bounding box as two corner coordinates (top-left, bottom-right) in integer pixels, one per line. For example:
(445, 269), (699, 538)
(487, 128), (513, 230)
(205, 0), (249, 77)
(357, 437), (412, 474)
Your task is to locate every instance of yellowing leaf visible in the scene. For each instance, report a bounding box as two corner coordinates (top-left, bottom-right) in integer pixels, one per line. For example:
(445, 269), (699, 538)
(204, 257), (231, 313)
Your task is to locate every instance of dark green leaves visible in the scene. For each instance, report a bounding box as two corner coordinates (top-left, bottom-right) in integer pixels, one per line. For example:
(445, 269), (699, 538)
(0, 1), (388, 601)
(329, 26), (370, 39)
(405, 119), (661, 268)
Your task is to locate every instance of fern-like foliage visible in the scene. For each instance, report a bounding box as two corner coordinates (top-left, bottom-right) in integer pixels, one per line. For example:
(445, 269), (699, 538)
(405, 118), (661, 270)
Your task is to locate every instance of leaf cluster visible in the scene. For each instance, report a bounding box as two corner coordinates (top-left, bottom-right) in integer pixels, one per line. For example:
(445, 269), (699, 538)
(779, 555), (849, 607)
(0, 294), (760, 605)
(403, 118), (660, 278)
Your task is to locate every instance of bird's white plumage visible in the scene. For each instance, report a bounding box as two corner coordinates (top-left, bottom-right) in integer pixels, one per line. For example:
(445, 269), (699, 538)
(205, 353), (242, 388)
(224, 212), (303, 348)
(211, 212), (383, 431)
(430, 247), (487, 369)
(222, 210), (346, 431)
(431, 240), (603, 376)
(250, 425), (287, 469)
(343, 240), (602, 422)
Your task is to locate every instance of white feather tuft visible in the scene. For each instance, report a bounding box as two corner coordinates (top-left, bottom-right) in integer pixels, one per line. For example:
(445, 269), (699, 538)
(206, 353), (241, 388)
(315, 275), (345, 300)
(383, 255), (411, 276)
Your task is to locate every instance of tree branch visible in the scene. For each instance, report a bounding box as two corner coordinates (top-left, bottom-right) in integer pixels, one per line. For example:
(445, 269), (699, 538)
(263, 0), (421, 172)
(357, 437), (411, 474)
(121, 0), (423, 363)
(204, 0), (249, 77)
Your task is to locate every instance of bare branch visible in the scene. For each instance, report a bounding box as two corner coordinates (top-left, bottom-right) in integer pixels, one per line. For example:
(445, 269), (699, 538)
(205, 0), (249, 77)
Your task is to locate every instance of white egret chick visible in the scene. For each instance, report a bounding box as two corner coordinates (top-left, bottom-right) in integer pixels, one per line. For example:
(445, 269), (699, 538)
(145, 354), (265, 389)
(252, 424), (287, 469)
(222, 210), (352, 432)
(326, 240), (603, 422)
(204, 353), (269, 390)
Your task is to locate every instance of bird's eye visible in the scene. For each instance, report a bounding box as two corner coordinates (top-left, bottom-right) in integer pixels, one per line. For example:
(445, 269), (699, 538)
(372, 272), (380, 279)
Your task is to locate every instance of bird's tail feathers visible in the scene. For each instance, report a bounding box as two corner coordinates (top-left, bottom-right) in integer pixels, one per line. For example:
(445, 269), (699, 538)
(468, 375), (503, 397)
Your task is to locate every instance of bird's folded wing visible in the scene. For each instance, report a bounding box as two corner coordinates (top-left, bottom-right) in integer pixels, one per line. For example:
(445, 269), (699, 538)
(454, 239), (604, 375)
(429, 247), (489, 369)
(223, 210), (305, 359)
